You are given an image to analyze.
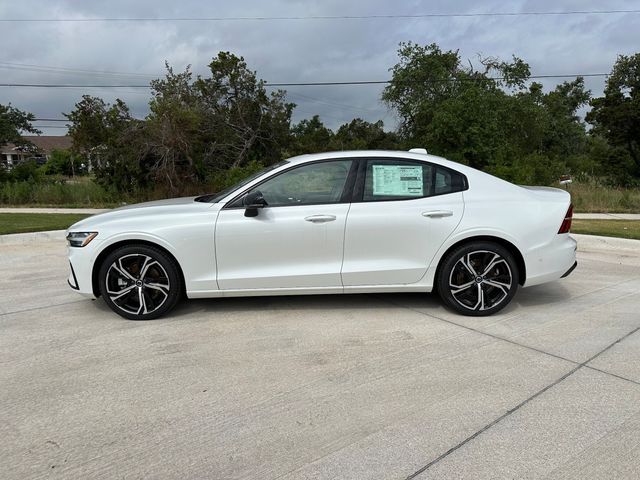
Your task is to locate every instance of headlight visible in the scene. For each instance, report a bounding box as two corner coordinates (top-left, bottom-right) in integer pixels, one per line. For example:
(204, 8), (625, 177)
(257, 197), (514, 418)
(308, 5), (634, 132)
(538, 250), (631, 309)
(66, 231), (98, 247)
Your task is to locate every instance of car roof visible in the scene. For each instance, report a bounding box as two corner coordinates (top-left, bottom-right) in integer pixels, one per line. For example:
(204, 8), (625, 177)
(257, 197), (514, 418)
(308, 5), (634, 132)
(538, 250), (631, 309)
(285, 150), (476, 176)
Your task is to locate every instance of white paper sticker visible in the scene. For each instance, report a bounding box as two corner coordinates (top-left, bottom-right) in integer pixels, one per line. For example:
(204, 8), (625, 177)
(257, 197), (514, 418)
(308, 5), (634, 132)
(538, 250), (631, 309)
(372, 165), (423, 196)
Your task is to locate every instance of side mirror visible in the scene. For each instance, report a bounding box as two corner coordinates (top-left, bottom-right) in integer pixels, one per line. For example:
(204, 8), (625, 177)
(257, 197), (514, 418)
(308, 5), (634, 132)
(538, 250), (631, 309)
(243, 190), (267, 217)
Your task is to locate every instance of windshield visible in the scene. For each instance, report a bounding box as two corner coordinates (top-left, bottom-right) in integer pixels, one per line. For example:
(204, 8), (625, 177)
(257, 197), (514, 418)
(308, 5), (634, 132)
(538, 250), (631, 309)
(194, 160), (289, 203)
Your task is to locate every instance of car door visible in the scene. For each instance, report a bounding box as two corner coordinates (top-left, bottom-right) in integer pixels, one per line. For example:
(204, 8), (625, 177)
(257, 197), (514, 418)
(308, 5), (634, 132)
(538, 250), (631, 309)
(215, 159), (356, 290)
(341, 157), (466, 286)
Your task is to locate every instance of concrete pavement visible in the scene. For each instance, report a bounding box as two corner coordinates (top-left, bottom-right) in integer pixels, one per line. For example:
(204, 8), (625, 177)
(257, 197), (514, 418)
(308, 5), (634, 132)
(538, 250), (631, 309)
(1, 236), (639, 479)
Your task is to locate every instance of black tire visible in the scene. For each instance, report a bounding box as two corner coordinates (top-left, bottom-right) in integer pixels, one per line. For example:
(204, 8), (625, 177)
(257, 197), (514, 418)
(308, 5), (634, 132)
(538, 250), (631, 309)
(437, 241), (519, 316)
(98, 244), (182, 320)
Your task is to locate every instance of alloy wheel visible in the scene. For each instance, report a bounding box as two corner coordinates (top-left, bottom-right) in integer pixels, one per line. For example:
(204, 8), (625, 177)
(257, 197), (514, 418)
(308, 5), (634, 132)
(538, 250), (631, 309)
(105, 254), (171, 316)
(448, 250), (513, 312)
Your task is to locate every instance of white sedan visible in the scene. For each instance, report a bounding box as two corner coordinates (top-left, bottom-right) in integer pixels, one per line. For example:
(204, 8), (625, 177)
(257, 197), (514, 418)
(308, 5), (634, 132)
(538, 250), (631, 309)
(66, 149), (577, 320)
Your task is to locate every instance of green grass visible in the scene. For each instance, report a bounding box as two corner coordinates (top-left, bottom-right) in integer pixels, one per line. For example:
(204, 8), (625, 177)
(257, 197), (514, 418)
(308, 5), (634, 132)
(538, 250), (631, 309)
(0, 178), (119, 207)
(571, 219), (640, 240)
(569, 183), (640, 213)
(0, 213), (91, 235)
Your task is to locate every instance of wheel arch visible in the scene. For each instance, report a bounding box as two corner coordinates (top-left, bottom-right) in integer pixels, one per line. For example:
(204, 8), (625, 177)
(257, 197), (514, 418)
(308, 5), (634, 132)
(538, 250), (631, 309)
(434, 235), (526, 287)
(91, 240), (186, 298)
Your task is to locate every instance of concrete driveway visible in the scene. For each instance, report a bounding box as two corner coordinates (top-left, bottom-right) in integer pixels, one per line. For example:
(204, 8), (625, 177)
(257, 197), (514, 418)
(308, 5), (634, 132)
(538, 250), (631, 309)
(1, 235), (639, 479)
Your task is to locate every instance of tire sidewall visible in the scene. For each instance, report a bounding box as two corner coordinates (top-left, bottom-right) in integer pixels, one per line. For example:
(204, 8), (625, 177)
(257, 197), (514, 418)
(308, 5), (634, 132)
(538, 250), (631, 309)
(98, 244), (181, 320)
(437, 241), (518, 316)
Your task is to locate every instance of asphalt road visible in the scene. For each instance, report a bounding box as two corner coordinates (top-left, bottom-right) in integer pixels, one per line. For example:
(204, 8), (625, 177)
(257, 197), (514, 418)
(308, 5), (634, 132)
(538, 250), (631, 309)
(1, 236), (639, 479)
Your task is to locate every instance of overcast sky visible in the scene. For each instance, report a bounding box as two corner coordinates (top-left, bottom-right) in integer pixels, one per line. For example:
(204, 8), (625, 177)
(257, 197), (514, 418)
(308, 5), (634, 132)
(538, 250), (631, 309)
(0, 0), (638, 136)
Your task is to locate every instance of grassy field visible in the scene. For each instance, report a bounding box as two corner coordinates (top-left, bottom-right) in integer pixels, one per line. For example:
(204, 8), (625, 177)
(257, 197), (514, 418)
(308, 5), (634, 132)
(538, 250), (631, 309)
(0, 213), (90, 235)
(0, 177), (120, 208)
(569, 183), (640, 213)
(571, 219), (640, 240)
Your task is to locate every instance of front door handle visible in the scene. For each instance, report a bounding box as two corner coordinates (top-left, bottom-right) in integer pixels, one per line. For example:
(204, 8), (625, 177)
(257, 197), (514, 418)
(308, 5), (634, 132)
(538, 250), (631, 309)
(422, 210), (453, 218)
(305, 215), (337, 223)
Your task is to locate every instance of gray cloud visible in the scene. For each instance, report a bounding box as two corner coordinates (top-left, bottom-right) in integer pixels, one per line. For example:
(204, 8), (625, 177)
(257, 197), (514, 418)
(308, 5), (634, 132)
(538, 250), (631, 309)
(0, 0), (637, 135)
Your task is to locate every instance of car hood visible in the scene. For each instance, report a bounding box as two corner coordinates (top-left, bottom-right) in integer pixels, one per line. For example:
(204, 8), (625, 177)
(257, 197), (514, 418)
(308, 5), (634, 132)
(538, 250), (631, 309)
(68, 196), (219, 231)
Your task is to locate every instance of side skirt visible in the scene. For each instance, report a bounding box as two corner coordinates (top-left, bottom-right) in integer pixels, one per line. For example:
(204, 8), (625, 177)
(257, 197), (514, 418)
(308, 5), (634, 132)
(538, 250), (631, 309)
(186, 283), (433, 299)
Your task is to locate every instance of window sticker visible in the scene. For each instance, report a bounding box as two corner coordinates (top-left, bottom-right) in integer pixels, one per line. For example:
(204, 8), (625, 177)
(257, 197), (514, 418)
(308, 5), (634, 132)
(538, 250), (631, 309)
(372, 165), (423, 196)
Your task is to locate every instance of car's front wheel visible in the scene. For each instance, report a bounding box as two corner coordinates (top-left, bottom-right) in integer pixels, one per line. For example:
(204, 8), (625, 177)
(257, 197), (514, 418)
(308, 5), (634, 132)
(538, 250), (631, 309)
(437, 241), (518, 316)
(98, 244), (182, 320)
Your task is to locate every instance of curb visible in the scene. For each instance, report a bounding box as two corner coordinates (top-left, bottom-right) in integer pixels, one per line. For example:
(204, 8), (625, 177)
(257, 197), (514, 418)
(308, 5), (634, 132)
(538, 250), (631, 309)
(0, 230), (67, 245)
(572, 233), (640, 254)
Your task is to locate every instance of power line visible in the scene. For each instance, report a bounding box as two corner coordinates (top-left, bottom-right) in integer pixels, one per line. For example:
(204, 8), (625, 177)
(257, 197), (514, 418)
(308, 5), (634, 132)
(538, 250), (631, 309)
(0, 61), (157, 78)
(1, 10), (638, 22)
(0, 73), (610, 89)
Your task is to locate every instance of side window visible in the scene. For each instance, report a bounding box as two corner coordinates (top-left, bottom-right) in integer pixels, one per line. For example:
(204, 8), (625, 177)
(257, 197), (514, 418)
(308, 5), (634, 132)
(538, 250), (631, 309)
(363, 160), (434, 202)
(244, 160), (353, 207)
(434, 166), (466, 195)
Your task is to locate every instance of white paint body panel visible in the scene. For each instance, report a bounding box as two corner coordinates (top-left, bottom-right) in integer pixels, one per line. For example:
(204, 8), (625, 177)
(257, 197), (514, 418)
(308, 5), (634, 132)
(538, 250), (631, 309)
(215, 204), (350, 289)
(66, 150), (576, 302)
(342, 193), (463, 285)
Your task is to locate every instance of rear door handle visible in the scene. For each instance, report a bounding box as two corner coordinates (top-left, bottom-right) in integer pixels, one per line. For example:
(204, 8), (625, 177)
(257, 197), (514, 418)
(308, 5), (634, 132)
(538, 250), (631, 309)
(422, 210), (453, 218)
(305, 215), (337, 223)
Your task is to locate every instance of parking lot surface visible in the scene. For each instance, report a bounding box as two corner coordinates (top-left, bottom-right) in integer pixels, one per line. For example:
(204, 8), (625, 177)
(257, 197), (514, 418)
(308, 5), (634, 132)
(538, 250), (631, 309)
(1, 235), (639, 479)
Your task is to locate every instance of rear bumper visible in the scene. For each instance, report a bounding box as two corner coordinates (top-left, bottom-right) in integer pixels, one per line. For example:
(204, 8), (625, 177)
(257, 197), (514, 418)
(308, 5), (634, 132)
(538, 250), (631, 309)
(561, 261), (577, 278)
(523, 234), (577, 287)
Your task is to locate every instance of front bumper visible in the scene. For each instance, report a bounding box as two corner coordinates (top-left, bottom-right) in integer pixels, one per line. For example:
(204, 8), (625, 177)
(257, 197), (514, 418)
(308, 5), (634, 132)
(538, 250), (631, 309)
(67, 261), (79, 290)
(67, 244), (99, 298)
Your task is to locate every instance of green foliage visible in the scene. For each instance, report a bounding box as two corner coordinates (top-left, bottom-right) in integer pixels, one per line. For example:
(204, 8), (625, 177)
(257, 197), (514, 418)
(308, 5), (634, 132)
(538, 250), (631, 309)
(0, 104), (40, 147)
(48, 45), (640, 199)
(8, 160), (41, 182)
(587, 53), (640, 180)
(41, 149), (85, 176)
(289, 115), (334, 155)
(332, 119), (399, 150)
(382, 42), (593, 184)
(207, 160), (267, 192)
(65, 53), (295, 196)
(66, 95), (144, 194)
(0, 178), (117, 206)
(288, 116), (400, 155)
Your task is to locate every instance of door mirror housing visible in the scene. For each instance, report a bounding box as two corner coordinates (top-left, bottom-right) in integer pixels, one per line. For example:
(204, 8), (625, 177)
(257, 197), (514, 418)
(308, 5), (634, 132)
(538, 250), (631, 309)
(243, 191), (267, 217)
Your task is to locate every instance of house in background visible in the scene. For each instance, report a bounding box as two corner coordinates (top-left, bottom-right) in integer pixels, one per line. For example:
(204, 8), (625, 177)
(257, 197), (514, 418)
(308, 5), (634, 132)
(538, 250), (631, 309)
(0, 135), (72, 170)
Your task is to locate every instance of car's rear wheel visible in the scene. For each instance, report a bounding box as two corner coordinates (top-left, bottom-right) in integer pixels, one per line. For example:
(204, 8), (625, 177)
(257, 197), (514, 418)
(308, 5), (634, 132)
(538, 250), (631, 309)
(437, 241), (518, 316)
(98, 245), (182, 320)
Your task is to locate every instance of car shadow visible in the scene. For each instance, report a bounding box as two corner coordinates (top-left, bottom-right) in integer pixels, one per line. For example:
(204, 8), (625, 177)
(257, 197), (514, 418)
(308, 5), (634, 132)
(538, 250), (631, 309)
(172, 291), (434, 318)
(91, 281), (573, 322)
(169, 282), (573, 319)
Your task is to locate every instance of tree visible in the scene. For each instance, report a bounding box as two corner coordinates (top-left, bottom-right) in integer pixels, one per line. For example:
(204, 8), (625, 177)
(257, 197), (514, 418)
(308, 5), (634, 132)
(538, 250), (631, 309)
(66, 95), (144, 192)
(42, 149), (84, 177)
(331, 119), (399, 150)
(587, 53), (640, 181)
(289, 115), (334, 155)
(66, 53), (295, 195)
(0, 104), (40, 148)
(194, 52), (294, 170)
(382, 42), (591, 185)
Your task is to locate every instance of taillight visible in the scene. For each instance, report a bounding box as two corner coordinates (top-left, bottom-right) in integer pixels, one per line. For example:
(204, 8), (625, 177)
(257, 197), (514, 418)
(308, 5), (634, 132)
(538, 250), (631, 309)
(558, 204), (573, 234)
